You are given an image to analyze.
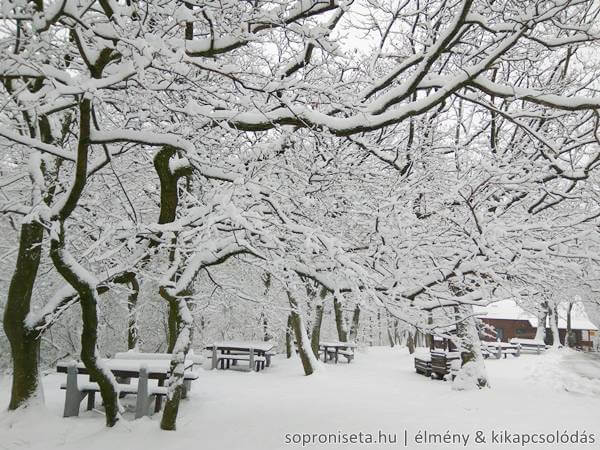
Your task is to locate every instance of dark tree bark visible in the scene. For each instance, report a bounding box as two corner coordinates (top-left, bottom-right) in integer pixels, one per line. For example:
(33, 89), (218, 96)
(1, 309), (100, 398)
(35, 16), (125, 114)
(310, 302), (324, 358)
(3, 220), (44, 410)
(159, 293), (193, 431)
(153, 146), (192, 353)
(349, 304), (361, 341)
(49, 98), (120, 426)
(566, 302), (576, 348)
(51, 225), (120, 426)
(113, 272), (140, 350)
(127, 276), (140, 350)
(3, 76), (64, 410)
(288, 292), (317, 375)
(333, 296), (348, 342)
(406, 331), (415, 354)
(285, 313), (293, 358)
(166, 298), (179, 353)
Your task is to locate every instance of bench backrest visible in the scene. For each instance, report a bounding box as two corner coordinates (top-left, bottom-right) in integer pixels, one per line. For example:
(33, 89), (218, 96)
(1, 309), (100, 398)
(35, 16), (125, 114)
(113, 351), (203, 364)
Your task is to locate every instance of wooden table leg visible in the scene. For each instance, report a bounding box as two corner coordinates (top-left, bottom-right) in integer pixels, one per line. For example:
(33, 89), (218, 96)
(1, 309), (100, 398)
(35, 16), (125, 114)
(335, 348), (339, 364)
(211, 346), (218, 370)
(155, 378), (164, 413)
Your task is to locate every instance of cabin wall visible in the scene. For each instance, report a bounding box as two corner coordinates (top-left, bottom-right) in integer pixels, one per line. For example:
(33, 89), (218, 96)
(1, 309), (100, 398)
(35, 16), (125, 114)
(480, 318), (594, 348)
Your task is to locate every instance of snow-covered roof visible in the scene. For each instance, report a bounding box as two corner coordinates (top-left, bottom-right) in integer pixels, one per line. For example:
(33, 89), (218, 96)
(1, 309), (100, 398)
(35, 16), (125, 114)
(474, 301), (533, 322)
(475, 300), (598, 331)
(528, 316), (598, 331)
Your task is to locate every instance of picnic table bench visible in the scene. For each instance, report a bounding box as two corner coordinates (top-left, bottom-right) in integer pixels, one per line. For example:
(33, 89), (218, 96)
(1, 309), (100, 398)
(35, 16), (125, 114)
(206, 341), (275, 372)
(319, 341), (357, 363)
(482, 341), (521, 359)
(430, 351), (461, 380)
(413, 351), (431, 377)
(509, 338), (548, 354)
(57, 358), (197, 419)
(113, 351), (201, 394)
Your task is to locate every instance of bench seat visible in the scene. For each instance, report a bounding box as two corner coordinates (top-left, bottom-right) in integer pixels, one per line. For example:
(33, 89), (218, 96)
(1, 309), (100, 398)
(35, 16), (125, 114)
(216, 354), (267, 371)
(60, 364), (172, 419)
(483, 343), (521, 359)
(414, 357), (431, 376)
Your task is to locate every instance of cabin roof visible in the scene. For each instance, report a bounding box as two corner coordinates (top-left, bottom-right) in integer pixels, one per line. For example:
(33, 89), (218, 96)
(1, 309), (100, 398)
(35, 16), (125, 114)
(475, 300), (598, 331)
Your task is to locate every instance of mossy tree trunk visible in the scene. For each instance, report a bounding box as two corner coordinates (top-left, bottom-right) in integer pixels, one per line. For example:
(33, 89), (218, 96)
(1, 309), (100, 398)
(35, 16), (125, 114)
(3, 73), (65, 410)
(288, 291), (318, 375)
(333, 296), (348, 342)
(154, 146), (192, 353)
(127, 276), (140, 350)
(160, 293), (193, 431)
(3, 220), (44, 410)
(166, 298), (179, 353)
(49, 97), (121, 426)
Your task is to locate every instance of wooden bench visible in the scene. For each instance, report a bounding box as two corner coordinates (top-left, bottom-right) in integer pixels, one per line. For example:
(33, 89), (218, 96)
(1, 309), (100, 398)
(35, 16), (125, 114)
(430, 351), (460, 380)
(483, 342), (521, 359)
(113, 351), (203, 368)
(509, 338), (547, 354)
(324, 348), (354, 363)
(414, 356), (431, 377)
(113, 352), (200, 398)
(212, 347), (267, 371)
(60, 363), (167, 419)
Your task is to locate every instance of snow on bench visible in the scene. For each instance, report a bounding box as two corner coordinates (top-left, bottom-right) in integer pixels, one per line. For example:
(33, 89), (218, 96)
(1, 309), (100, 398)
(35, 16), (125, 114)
(112, 352), (200, 395)
(208, 342), (276, 372)
(482, 342), (521, 359)
(509, 338), (547, 354)
(60, 363), (169, 419)
(430, 351), (460, 380)
(216, 353), (267, 371)
(113, 351), (203, 367)
(413, 353), (430, 377)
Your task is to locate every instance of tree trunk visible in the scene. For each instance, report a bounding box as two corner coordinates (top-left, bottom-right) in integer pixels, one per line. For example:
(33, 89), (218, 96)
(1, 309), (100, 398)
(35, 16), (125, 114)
(566, 302), (576, 348)
(3, 220), (44, 410)
(160, 296), (193, 431)
(387, 328), (395, 347)
(50, 225), (120, 426)
(167, 298), (179, 353)
(349, 304), (361, 341)
(453, 305), (489, 390)
(333, 296), (348, 342)
(310, 302), (324, 358)
(285, 314), (293, 358)
(127, 276), (140, 350)
(534, 306), (547, 342)
(406, 331), (415, 354)
(114, 272), (140, 350)
(550, 305), (561, 348)
(425, 313), (433, 349)
(47, 98), (120, 427)
(288, 292), (318, 375)
(154, 146), (192, 354)
(262, 313), (269, 342)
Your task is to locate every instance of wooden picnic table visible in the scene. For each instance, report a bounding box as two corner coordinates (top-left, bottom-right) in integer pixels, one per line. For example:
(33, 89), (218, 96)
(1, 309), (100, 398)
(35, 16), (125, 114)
(319, 341), (357, 364)
(206, 341), (275, 371)
(56, 358), (194, 416)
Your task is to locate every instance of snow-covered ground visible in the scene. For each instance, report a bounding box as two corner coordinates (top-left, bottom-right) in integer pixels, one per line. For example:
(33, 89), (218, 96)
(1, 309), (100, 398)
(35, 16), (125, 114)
(1, 347), (599, 449)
